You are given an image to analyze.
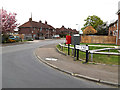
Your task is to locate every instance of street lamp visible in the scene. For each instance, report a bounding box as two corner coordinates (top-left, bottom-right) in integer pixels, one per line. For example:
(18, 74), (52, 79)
(32, 30), (33, 39)
(76, 24), (83, 35)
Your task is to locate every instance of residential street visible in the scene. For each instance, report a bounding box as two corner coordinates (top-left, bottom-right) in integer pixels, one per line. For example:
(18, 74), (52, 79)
(2, 39), (113, 88)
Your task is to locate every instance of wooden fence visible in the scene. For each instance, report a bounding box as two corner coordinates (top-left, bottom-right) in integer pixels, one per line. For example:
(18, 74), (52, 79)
(81, 36), (116, 44)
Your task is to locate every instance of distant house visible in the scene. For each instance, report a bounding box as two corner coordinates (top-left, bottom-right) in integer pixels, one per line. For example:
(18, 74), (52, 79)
(83, 26), (97, 35)
(56, 26), (78, 37)
(108, 20), (118, 36)
(18, 18), (55, 39)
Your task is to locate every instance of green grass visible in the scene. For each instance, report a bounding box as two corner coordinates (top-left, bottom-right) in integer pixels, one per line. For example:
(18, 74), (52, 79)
(57, 44), (119, 65)
(88, 46), (111, 50)
(64, 44), (118, 53)
(23, 40), (28, 42)
(99, 49), (119, 53)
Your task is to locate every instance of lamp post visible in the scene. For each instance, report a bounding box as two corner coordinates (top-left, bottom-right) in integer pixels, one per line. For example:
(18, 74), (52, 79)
(32, 30), (33, 39)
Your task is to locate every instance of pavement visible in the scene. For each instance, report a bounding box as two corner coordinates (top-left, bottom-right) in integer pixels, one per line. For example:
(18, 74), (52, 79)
(35, 44), (119, 87)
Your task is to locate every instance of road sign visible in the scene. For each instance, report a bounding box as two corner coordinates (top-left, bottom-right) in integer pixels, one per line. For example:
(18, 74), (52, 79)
(76, 45), (89, 50)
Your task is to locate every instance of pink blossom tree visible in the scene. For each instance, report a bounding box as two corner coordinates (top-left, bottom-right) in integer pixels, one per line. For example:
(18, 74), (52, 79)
(0, 8), (19, 34)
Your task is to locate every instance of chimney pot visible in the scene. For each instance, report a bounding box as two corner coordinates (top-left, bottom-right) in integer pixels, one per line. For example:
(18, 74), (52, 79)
(45, 21), (47, 24)
(39, 20), (42, 23)
(29, 18), (32, 22)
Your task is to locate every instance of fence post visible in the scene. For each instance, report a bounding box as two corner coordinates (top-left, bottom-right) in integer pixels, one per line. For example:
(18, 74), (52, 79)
(77, 49), (79, 60)
(72, 48), (74, 56)
(108, 49), (110, 57)
(68, 44), (70, 55)
(91, 53), (93, 62)
(83, 44), (89, 64)
(61, 45), (63, 51)
(86, 45), (89, 63)
(76, 43), (80, 60)
(60, 44), (61, 50)
(74, 45), (76, 61)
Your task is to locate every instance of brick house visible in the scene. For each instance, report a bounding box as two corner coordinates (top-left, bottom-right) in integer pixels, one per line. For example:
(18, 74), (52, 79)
(18, 18), (55, 39)
(56, 25), (78, 37)
(18, 18), (78, 39)
(108, 20), (118, 36)
(117, 1), (120, 45)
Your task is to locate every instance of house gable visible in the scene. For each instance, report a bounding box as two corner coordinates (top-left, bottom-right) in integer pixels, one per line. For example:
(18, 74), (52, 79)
(83, 26), (97, 35)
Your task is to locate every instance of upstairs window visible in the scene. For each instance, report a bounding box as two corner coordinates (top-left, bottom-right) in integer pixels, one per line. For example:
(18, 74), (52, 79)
(40, 27), (42, 31)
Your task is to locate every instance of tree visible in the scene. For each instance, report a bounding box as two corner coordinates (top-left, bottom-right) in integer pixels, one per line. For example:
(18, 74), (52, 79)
(96, 22), (109, 35)
(81, 15), (104, 30)
(0, 8), (18, 34)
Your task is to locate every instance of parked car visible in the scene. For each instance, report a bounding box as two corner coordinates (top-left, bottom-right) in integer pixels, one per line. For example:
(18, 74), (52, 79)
(8, 35), (16, 42)
(52, 35), (60, 39)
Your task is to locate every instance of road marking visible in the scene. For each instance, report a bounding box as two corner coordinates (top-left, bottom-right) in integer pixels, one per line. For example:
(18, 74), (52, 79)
(45, 58), (58, 61)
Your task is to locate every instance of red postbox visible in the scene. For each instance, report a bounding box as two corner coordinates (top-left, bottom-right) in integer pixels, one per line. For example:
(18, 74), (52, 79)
(66, 35), (71, 44)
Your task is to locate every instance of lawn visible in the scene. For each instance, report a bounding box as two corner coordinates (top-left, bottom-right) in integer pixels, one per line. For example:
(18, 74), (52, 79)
(57, 44), (119, 65)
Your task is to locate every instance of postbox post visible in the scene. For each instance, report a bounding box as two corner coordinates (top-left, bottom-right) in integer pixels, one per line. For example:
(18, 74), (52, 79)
(66, 35), (71, 55)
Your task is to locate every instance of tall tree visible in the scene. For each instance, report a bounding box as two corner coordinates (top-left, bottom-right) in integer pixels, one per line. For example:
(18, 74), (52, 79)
(0, 8), (18, 34)
(81, 15), (104, 30)
(96, 22), (109, 35)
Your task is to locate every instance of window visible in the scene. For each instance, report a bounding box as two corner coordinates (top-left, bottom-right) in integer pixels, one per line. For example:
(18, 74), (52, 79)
(46, 28), (48, 31)
(114, 24), (115, 27)
(40, 27), (42, 31)
(34, 28), (35, 30)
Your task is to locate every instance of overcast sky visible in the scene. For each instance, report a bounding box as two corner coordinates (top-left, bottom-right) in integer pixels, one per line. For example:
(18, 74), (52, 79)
(1, 0), (120, 31)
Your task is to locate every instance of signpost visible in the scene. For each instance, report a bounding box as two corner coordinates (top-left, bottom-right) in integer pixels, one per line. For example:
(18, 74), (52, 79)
(76, 44), (89, 63)
(76, 45), (89, 51)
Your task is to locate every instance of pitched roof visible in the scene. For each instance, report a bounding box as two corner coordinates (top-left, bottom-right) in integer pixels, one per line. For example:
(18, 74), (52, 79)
(83, 26), (97, 34)
(19, 21), (32, 28)
(18, 19), (54, 29)
(109, 20), (118, 27)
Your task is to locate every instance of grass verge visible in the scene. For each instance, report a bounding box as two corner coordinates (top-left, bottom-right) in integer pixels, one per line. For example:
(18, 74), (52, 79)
(57, 45), (119, 65)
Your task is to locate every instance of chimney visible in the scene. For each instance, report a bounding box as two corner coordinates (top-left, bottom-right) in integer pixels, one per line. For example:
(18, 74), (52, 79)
(45, 21), (47, 24)
(29, 18), (32, 22)
(39, 20), (42, 23)
(62, 25), (64, 28)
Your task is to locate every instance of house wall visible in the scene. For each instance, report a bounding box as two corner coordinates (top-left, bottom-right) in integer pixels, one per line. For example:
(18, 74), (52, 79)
(117, 13), (120, 45)
(108, 22), (118, 36)
(19, 28), (32, 35)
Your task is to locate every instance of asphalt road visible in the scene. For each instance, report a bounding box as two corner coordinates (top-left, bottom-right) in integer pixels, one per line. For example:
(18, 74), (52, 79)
(2, 39), (113, 88)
